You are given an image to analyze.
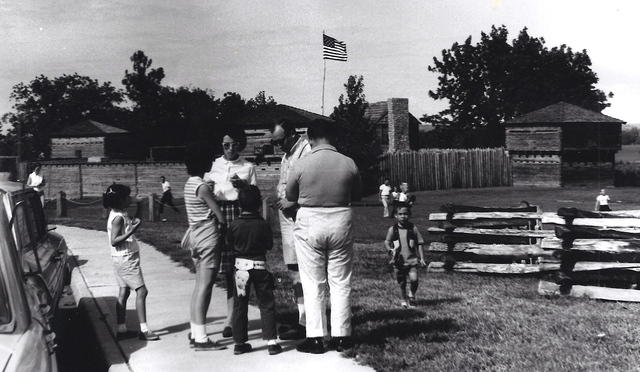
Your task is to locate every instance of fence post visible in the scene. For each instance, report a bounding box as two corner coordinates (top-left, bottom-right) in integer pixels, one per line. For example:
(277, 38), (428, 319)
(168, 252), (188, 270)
(148, 193), (157, 222)
(56, 191), (67, 218)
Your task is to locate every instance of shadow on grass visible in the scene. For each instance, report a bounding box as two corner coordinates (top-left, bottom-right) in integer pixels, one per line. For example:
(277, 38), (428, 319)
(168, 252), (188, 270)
(355, 317), (459, 345)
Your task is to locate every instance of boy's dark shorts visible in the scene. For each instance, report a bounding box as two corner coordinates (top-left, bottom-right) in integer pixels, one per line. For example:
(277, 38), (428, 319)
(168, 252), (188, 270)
(394, 264), (418, 283)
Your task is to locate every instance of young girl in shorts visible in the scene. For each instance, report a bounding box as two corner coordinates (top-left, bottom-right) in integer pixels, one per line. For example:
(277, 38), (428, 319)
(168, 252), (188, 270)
(182, 143), (228, 351)
(103, 184), (159, 341)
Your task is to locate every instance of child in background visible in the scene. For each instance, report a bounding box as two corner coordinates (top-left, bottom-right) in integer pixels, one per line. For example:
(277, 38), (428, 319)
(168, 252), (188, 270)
(384, 203), (426, 308)
(228, 185), (282, 355)
(103, 184), (159, 341)
(595, 188), (612, 211)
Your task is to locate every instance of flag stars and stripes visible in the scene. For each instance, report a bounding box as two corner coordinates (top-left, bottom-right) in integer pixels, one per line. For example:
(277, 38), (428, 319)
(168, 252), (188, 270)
(323, 33), (347, 61)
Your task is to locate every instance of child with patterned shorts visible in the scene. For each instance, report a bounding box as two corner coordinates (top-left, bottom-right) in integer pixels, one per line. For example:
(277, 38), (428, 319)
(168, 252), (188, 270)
(384, 203), (426, 308)
(228, 185), (282, 355)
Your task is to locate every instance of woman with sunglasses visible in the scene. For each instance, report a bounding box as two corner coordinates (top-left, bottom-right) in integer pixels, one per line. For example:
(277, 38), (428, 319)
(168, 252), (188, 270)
(205, 126), (257, 338)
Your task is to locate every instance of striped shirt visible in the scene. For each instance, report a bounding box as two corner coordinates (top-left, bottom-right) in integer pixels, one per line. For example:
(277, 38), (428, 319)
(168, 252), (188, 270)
(107, 210), (140, 256)
(184, 176), (213, 226)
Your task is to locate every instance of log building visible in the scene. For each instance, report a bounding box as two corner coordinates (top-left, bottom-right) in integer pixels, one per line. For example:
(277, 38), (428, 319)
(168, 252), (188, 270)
(505, 102), (625, 187)
(50, 119), (131, 161)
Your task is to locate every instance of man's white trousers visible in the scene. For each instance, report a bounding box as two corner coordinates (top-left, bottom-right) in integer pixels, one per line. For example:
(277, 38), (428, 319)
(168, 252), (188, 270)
(294, 207), (353, 338)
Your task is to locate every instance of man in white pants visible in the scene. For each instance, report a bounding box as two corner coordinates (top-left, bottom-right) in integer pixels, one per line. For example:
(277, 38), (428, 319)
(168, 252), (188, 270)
(286, 119), (361, 354)
(271, 120), (311, 340)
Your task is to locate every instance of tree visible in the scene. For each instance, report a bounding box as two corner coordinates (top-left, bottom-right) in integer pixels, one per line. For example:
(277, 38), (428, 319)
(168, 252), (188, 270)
(621, 126), (640, 146)
(2, 74), (125, 160)
(330, 75), (380, 191)
(122, 50), (165, 107)
(246, 90), (276, 110)
(424, 25), (613, 147)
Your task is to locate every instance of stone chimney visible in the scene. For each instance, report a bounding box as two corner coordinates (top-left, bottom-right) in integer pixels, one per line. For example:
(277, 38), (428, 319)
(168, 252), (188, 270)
(387, 98), (410, 152)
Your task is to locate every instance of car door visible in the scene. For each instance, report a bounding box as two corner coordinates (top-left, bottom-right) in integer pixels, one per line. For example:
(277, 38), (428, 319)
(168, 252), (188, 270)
(0, 198), (56, 372)
(9, 191), (67, 318)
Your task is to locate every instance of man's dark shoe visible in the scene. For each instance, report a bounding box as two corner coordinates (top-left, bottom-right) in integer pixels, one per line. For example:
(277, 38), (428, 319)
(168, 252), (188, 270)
(296, 337), (325, 354)
(234, 343), (253, 355)
(330, 336), (354, 352)
(138, 330), (160, 341)
(268, 343), (283, 355)
(116, 330), (137, 341)
(279, 324), (306, 340)
(222, 326), (233, 338)
(194, 339), (227, 351)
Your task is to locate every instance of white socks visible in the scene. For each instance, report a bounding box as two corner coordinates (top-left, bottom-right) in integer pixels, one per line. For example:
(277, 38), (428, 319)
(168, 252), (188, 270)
(191, 323), (208, 342)
(297, 303), (306, 326)
(117, 323), (127, 333)
(267, 339), (278, 346)
(140, 322), (148, 333)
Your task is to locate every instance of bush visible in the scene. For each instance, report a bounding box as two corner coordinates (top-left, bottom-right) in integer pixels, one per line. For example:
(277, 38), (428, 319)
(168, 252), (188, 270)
(615, 162), (640, 186)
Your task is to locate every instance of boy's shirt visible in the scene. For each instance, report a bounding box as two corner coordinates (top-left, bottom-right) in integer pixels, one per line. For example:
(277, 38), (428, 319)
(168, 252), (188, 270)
(385, 222), (424, 266)
(227, 212), (273, 262)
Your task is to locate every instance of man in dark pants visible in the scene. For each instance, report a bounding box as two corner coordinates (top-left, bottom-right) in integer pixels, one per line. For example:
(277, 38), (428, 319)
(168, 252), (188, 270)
(159, 176), (179, 222)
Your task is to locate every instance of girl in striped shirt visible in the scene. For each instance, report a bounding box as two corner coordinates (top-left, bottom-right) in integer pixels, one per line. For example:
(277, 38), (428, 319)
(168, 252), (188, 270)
(182, 143), (227, 351)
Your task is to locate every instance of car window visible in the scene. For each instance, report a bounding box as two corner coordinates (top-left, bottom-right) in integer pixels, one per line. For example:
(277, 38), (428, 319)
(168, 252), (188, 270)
(11, 197), (40, 274)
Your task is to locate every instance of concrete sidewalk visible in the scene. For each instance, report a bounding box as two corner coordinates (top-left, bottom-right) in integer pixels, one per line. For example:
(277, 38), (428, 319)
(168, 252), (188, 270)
(60, 225), (373, 372)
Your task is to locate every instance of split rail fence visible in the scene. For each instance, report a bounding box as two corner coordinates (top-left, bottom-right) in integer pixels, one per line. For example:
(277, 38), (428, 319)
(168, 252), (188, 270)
(378, 148), (511, 191)
(427, 204), (640, 302)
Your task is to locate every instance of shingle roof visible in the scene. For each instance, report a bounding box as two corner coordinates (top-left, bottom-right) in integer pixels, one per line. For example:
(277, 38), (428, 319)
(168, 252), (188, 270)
(230, 104), (332, 128)
(364, 101), (422, 127)
(53, 119), (129, 137)
(506, 101), (625, 125)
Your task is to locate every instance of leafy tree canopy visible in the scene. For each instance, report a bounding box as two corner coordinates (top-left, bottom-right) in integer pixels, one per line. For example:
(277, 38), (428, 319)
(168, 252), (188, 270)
(2, 49), (278, 160)
(423, 25), (613, 147)
(2, 73), (125, 159)
(330, 75), (380, 191)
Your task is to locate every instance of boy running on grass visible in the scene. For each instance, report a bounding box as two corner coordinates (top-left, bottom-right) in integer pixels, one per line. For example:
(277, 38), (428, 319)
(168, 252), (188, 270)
(385, 203), (426, 308)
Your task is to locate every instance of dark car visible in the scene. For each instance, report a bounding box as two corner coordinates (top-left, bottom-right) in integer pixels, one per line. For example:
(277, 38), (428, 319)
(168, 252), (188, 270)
(0, 182), (70, 372)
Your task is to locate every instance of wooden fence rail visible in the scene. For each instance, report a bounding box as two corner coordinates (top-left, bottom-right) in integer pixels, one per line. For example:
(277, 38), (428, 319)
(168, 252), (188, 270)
(377, 148), (511, 191)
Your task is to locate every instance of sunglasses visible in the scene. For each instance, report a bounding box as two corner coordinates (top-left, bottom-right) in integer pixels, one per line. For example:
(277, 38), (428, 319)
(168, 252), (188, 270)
(222, 142), (241, 149)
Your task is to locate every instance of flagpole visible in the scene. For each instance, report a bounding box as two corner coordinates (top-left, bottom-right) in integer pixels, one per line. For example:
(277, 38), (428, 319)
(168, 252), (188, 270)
(321, 31), (326, 115)
(322, 58), (326, 115)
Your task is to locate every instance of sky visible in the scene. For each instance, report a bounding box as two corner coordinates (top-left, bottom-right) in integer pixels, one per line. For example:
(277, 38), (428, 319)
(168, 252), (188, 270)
(2, 0), (640, 124)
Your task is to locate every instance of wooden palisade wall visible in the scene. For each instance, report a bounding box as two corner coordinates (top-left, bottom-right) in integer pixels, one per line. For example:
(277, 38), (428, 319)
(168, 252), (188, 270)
(377, 148), (511, 191)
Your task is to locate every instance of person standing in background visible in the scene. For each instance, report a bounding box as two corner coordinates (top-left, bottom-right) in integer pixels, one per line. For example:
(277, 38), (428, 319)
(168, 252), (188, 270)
(595, 188), (612, 211)
(27, 164), (45, 205)
(159, 176), (179, 222)
(379, 178), (392, 218)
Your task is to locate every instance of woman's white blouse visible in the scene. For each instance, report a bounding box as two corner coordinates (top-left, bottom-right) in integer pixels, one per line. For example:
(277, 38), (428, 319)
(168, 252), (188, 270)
(204, 156), (257, 201)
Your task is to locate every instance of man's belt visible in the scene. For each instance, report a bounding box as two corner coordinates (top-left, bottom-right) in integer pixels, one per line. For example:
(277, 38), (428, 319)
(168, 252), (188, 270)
(235, 257), (266, 270)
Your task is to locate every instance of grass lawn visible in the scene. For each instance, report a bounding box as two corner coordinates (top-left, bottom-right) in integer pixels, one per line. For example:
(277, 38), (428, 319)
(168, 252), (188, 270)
(49, 186), (640, 371)
(617, 144), (640, 163)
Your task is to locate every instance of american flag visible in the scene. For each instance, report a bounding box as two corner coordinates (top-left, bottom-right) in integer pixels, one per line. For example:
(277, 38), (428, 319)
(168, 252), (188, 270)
(323, 33), (347, 61)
